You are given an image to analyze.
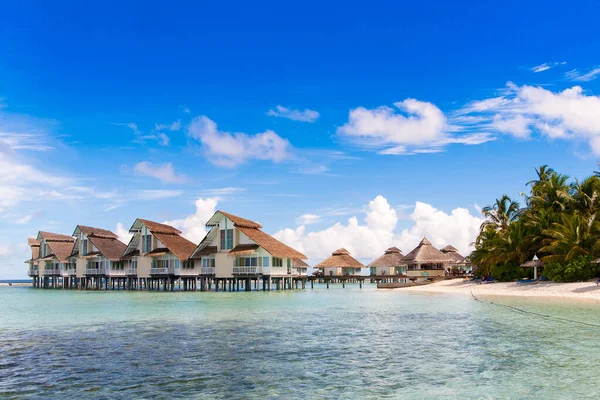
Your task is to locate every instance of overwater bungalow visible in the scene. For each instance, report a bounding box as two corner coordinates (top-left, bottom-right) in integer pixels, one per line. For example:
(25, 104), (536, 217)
(121, 219), (197, 290)
(403, 238), (451, 280)
(33, 231), (76, 288)
(440, 245), (471, 273)
(368, 247), (407, 276)
(71, 225), (127, 289)
(189, 211), (307, 290)
(315, 248), (364, 276)
(292, 258), (309, 276)
(26, 239), (41, 285)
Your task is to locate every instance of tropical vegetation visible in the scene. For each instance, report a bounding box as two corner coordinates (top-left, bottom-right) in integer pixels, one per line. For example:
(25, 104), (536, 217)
(470, 165), (600, 282)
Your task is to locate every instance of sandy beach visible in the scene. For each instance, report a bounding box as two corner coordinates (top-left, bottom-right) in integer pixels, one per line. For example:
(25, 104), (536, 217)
(401, 278), (600, 301)
(0, 282), (31, 287)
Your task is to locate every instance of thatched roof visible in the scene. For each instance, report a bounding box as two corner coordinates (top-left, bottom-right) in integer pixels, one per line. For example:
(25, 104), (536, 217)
(137, 219), (182, 235)
(229, 244), (260, 256)
(27, 239), (40, 260)
(121, 249), (139, 260)
(440, 245), (467, 264)
(75, 225), (118, 239)
(292, 258), (309, 268)
(88, 235), (127, 261)
(521, 255), (544, 268)
(36, 231), (76, 262)
(315, 248), (364, 268)
(237, 226), (306, 259)
(145, 248), (170, 257)
(153, 232), (197, 260)
(368, 247), (406, 268)
(403, 238), (451, 264)
(206, 211), (262, 229)
(38, 231), (74, 242)
(191, 246), (217, 259)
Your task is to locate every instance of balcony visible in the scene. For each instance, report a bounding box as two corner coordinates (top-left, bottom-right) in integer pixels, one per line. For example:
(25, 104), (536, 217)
(233, 266), (260, 275)
(43, 269), (60, 276)
(85, 268), (107, 276)
(109, 269), (126, 276)
(124, 268), (137, 275)
(178, 268), (199, 276)
(149, 267), (175, 275)
(28, 270), (39, 277)
(200, 267), (215, 275)
(67, 268), (77, 275)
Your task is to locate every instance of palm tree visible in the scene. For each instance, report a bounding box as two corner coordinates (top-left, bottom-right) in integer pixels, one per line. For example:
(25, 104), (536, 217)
(481, 195), (520, 232)
(540, 213), (600, 264)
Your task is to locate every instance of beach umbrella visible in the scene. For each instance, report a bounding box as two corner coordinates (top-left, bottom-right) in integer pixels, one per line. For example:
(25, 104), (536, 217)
(521, 254), (544, 279)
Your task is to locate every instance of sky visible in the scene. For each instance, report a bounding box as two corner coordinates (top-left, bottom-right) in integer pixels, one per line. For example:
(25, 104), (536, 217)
(2, 0), (600, 278)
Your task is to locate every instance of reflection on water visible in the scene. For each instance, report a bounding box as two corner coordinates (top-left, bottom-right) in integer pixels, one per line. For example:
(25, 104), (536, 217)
(1, 285), (600, 399)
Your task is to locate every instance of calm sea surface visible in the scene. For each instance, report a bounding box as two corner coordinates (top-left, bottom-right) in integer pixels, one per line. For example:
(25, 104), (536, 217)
(1, 284), (600, 399)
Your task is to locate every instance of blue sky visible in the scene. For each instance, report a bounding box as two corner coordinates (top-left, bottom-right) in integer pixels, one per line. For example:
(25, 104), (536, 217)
(2, 1), (600, 278)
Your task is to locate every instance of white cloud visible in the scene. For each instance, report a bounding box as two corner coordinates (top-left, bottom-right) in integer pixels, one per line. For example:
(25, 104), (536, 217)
(296, 214), (321, 225)
(297, 164), (331, 175)
(455, 82), (600, 154)
(266, 105), (320, 122)
(115, 122), (170, 146)
(565, 67), (600, 82)
(531, 61), (566, 73)
(135, 190), (182, 200)
(15, 213), (33, 224)
(164, 197), (219, 243)
(274, 196), (483, 262)
(115, 222), (133, 244)
(337, 99), (494, 155)
(155, 120), (181, 131)
(134, 161), (187, 184)
(157, 133), (170, 146)
(187, 116), (291, 167)
(197, 187), (246, 196)
(0, 245), (10, 257)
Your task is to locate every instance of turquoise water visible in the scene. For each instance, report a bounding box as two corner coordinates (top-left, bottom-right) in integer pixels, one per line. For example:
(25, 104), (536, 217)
(1, 284), (600, 399)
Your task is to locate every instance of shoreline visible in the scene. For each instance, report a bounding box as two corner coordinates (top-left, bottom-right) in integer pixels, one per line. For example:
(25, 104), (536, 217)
(399, 279), (600, 302)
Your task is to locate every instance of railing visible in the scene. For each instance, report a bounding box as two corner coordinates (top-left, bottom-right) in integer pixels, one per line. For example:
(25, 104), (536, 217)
(149, 267), (175, 275)
(109, 269), (126, 276)
(233, 266), (260, 275)
(28, 270), (39, 276)
(124, 268), (137, 275)
(178, 268), (198, 276)
(200, 267), (215, 275)
(67, 268), (77, 275)
(43, 269), (60, 276)
(85, 268), (107, 275)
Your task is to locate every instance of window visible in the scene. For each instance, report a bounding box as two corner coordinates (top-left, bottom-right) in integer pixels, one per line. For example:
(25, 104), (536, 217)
(263, 257), (270, 267)
(175, 259), (180, 269)
(82, 238), (88, 255)
(43, 243), (47, 257)
(272, 257), (282, 267)
(202, 259), (207, 268)
(142, 234), (152, 253)
(287, 258), (291, 274)
(220, 229), (234, 250)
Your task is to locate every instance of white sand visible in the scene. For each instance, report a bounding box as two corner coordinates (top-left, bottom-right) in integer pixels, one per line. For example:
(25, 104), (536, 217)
(0, 282), (31, 287)
(399, 278), (600, 301)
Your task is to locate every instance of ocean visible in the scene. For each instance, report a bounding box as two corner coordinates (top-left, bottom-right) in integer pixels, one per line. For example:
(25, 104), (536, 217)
(1, 284), (599, 399)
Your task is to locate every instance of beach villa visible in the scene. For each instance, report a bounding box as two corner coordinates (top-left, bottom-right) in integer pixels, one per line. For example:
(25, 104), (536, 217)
(121, 219), (197, 289)
(71, 225), (127, 289)
(33, 231), (76, 288)
(440, 245), (471, 273)
(315, 248), (364, 276)
(368, 247), (407, 276)
(403, 238), (451, 281)
(190, 211), (307, 283)
(291, 258), (309, 276)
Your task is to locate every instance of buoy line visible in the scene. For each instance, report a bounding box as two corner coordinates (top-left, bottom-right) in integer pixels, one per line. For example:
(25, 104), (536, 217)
(469, 284), (600, 329)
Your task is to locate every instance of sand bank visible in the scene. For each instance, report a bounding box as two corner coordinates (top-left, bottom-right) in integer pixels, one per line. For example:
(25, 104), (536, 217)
(400, 278), (600, 301)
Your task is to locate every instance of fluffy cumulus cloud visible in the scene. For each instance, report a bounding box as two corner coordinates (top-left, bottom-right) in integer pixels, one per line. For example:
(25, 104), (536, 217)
(266, 105), (320, 122)
(133, 161), (187, 184)
(455, 82), (600, 154)
(164, 197), (219, 243)
(187, 116), (291, 167)
(274, 195), (483, 263)
(337, 99), (493, 155)
(115, 222), (133, 245)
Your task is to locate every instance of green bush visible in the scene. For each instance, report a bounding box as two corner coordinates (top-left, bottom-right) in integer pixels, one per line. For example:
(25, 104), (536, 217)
(543, 256), (597, 282)
(490, 263), (529, 282)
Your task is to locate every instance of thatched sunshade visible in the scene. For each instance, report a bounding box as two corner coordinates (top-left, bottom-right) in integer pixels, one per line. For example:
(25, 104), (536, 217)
(229, 244), (260, 256)
(521, 255), (544, 279)
(315, 248), (364, 268)
(368, 247), (406, 268)
(292, 258), (309, 268)
(403, 238), (452, 264)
